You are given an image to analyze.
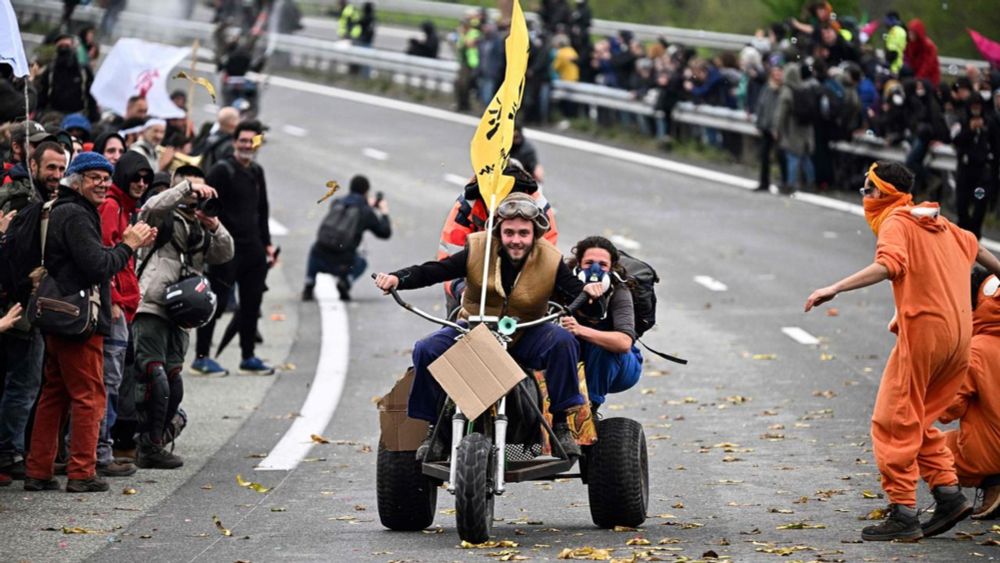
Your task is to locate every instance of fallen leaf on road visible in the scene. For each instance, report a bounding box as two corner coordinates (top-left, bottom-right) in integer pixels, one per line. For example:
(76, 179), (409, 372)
(812, 390), (837, 399)
(270, 507), (287, 512)
(422, 527), (444, 534)
(212, 515), (232, 537)
(861, 490), (880, 499)
(122, 487), (137, 495)
(819, 353), (834, 361)
(640, 388), (656, 395)
(761, 432), (785, 441)
(768, 508), (794, 514)
(672, 502), (684, 509)
(777, 522), (826, 530)
(62, 527), (100, 534)
(752, 354), (777, 360)
(460, 540), (518, 549)
(200, 484), (214, 490)
(311, 434), (331, 444)
(612, 526), (636, 532)
(658, 538), (681, 544)
(724, 395), (750, 404)
(236, 474), (270, 493)
(556, 547), (613, 560)
(626, 537), (650, 546)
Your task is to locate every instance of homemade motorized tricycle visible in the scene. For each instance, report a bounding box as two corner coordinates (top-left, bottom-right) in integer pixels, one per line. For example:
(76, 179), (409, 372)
(375, 286), (649, 544)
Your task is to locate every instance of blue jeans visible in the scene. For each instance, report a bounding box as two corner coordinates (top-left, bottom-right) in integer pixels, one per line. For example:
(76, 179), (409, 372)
(304, 245), (367, 288)
(580, 342), (643, 406)
(408, 322), (584, 422)
(785, 151), (815, 188)
(97, 314), (128, 465)
(0, 329), (45, 457)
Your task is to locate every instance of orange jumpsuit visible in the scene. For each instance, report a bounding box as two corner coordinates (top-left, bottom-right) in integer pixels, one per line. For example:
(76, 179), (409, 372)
(940, 276), (1000, 487)
(872, 203), (979, 506)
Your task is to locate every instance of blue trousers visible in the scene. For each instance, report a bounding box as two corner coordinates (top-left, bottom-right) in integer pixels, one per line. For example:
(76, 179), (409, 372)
(0, 329), (45, 457)
(580, 341), (643, 406)
(408, 322), (584, 422)
(304, 245), (366, 288)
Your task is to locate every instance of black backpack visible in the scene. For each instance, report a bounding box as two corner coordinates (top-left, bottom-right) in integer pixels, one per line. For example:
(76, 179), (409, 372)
(618, 250), (659, 338)
(791, 85), (819, 125)
(0, 200), (48, 307)
(317, 200), (363, 253)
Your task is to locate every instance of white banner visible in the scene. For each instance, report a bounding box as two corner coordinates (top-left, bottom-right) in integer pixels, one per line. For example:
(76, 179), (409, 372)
(90, 38), (191, 119)
(0, 0), (30, 77)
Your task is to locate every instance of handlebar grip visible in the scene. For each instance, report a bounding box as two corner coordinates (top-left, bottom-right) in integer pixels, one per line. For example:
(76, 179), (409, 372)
(372, 273), (407, 307)
(565, 292), (589, 315)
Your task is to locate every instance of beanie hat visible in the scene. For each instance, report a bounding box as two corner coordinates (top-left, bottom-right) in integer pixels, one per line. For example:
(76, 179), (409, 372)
(61, 113), (92, 134)
(67, 152), (113, 176)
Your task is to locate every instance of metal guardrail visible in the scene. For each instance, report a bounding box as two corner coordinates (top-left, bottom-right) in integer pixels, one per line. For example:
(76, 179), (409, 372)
(13, 0), (958, 172)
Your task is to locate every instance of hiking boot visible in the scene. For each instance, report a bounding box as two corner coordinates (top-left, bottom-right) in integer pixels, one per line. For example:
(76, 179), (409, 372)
(66, 476), (109, 493)
(337, 278), (351, 301)
(415, 425), (447, 462)
(0, 456), (25, 480)
(302, 285), (315, 302)
(861, 503), (922, 541)
(973, 477), (1000, 520)
(97, 461), (138, 477)
(190, 357), (229, 377)
(239, 357), (275, 375)
(0, 473), (10, 487)
(552, 422), (581, 458)
(922, 486), (973, 537)
(136, 442), (184, 469)
(23, 477), (60, 491)
(113, 447), (137, 464)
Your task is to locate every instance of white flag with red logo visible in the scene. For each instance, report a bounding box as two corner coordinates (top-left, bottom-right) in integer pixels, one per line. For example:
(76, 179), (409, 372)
(91, 38), (191, 119)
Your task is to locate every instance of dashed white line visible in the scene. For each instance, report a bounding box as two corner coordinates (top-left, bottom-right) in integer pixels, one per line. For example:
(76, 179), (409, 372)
(362, 147), (388, 161)
(444, 173), (470, 187)
(781, 327), (820, 346)
(609, 234), (641, 251)
(694, 275), (728, 292)
(282, 124), (308, 137)
(256, 275), (349, 471)
(268, 218), (289, 237)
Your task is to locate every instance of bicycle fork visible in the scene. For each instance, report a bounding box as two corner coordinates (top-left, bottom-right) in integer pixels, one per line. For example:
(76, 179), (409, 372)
(447, 406), (466, 494)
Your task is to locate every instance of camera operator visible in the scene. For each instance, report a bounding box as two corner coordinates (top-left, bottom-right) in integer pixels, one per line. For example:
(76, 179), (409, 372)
(132, 165), (234, 468)
(302, 175), (391, 302)
(193, 120), (276, 376)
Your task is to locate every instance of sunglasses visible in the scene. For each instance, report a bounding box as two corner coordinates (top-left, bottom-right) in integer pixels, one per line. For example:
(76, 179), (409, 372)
(132, 174), (152, 185)
(859, 185), (877, 197)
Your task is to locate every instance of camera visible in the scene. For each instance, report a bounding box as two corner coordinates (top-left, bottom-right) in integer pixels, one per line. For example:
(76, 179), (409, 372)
(196, 196), (221, 217)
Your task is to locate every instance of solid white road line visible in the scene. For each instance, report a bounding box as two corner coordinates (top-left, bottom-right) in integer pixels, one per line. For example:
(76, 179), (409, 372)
(444, 173), (470, 187)
(694, 275), (728, 292)
(781, 326), (820, 346)
(362, 147), (389, 161)
(257, 275), (349, 471)
(268, 218), (289, 237)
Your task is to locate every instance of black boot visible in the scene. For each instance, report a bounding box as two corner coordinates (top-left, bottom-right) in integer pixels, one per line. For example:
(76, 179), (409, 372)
(921, 485), (972, 537)
(552, 422), (581, 458)
(136, 437), (184, 469)
(861, 503), (922, 541)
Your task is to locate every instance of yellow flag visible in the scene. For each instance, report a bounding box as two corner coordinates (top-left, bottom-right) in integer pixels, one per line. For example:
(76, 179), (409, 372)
(469, 0), (529, 211)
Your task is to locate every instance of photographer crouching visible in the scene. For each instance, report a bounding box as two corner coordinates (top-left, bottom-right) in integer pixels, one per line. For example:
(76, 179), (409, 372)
(131, 165), (235, 469)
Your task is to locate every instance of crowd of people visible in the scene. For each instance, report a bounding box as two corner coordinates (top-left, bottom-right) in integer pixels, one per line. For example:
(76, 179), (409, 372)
(0, 23), (287, 491)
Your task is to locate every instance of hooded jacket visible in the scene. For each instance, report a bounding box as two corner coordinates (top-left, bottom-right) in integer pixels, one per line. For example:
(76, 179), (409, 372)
(98, 152), (152, 321)
(774, 63), (815, 155)
(0, 162), (47, 213)
(904, 19), (940, 87)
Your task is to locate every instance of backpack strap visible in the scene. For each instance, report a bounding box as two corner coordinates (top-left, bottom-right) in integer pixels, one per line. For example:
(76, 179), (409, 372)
(636, 338), (688, 365)
(39, 200), (55, 266)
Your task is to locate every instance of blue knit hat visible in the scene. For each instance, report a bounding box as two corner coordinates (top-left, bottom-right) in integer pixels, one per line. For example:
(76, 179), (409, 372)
(66, 152), (114, 176)
(61, 113), (92, 134)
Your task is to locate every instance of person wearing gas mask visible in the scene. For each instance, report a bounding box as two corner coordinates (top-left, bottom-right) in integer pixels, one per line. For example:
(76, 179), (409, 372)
(952, 95), (998, 240)
(34, 33), (99, 123)
(131, 165), (234, 469)
(559, 236), (642, 414)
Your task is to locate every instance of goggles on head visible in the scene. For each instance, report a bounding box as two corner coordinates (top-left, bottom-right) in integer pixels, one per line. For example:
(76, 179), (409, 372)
(497, 198), (550, 231)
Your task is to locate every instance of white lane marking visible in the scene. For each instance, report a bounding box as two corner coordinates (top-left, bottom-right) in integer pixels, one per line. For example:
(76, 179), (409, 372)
(282, 124), (309, 137)
(257, 275), (349, 471)
(782, 326), (820, 346)
(444, 173), (469, 187)
(257, 74), (1000, 250)
(268, 218), (289, 237)
(694, 275), (728, 292)
(609, 234), (641, 251)
(362, 147), (389, 161)
(822, 231), (838, 239)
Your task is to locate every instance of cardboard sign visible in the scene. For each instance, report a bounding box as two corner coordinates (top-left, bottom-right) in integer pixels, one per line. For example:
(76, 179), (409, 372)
(429, 324), (526, 420)
(377, 368), (429, 452)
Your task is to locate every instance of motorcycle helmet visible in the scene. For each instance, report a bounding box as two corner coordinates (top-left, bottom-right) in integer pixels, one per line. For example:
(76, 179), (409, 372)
(165, 275), (217, 329)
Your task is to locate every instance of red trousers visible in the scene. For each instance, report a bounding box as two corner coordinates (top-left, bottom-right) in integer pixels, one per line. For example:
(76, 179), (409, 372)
(26, 334), (105, 480)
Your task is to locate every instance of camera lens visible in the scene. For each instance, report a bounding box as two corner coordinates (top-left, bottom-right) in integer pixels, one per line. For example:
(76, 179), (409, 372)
(197, 197), (222, 217)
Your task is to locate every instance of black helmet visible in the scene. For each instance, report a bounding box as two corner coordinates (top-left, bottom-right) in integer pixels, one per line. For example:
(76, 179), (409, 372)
(165, 275), (217, 329)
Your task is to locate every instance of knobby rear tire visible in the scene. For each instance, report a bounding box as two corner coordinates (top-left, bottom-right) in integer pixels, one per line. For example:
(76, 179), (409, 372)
(454, 432), (495, 543)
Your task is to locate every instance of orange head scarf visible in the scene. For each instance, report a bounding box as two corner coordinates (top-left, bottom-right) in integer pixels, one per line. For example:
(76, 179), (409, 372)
(863, 163), (913, 235)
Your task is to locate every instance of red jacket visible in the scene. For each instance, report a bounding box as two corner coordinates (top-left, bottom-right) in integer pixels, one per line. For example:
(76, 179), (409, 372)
(905, 19), (940, 87)
(99, 184), (141, 321)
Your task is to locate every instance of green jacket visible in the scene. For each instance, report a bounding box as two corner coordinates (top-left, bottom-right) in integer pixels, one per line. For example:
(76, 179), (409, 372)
(886, 26), (907, 74)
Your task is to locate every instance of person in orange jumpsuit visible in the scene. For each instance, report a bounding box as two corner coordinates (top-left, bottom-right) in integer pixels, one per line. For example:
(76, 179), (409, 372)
(939, 271), (1000, 520)
(805, 160), (1000, 541)
(436, 159), (558, 313)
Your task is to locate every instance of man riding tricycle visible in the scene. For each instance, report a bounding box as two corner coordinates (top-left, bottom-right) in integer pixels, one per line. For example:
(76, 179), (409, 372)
(372, 192), (650, 543)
